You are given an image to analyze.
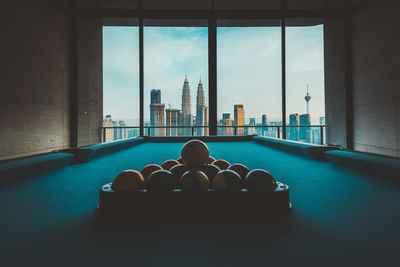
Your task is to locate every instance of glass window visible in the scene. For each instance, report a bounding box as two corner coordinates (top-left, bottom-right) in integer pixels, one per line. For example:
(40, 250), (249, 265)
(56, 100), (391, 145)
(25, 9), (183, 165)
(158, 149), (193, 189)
(103, 20), (140, 142)
(144, 19), (208, 136)
(285, 19), (325, 144)
(217, 20), (282, 137)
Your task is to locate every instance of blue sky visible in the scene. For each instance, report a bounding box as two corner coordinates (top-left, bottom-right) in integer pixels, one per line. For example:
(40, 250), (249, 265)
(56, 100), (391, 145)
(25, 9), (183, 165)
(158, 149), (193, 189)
(103, 25), (324, 125)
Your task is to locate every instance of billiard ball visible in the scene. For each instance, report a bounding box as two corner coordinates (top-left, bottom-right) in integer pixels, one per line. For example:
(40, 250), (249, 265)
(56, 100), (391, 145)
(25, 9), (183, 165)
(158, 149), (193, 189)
(206, 156), (216, 164)
(181, 140), (210, 170)
(245, 169), (278, 192)
(111, 170), (144, 192)
(140, 164), (163, 180)
(146, 170), (176, 192)
(212, 159), (230, 170)
(212, 170), (243, 192)
(180, 170), (210, 192)
(161, 159), (180, 170)
(228, 163), (249, 181)
(170, 164), (187, 187)
(200, 164), (221, 185)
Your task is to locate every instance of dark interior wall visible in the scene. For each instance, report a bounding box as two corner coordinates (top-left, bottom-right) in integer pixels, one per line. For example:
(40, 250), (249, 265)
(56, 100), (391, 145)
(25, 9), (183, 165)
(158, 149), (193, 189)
(0, 1), (71, 160)
(352, 0), (400, 156)
(77, 18), (103, 147)
(324, 19), (347, 147)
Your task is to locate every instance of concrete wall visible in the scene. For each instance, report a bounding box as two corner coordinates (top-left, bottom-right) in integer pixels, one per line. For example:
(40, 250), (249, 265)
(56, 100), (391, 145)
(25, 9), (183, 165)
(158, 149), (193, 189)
(324, 18), (347, 147)
(0, 1), (71, 160)
(352, 0), (400, 156)
(77, 18), (103, 147)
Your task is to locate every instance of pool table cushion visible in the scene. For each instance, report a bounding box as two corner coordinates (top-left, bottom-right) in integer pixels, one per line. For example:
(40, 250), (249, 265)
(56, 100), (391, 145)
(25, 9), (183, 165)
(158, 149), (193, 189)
(325, 150), (400, 179)
(253, 136), (340, 161)
(0, 153), (74, 182)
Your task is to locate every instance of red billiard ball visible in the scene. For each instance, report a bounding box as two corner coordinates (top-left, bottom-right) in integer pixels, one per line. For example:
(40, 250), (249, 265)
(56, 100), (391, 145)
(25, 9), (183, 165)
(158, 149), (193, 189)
(206, 156), (216, 165)
(161, 159), (180, 170)
(212, 159), (230, 170)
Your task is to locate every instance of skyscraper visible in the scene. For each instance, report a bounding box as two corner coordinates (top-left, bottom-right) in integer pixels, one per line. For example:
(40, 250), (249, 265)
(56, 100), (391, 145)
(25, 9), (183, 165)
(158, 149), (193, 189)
(261, 114), (267, 136)
(151, 89), (161, 104)
(289, 113), (299, 141)
(234, 104), (244, 135)
(181, 76), (192, 135)
(195, 78), (208, 136)
(248, 118), (256, 135)
(166, 108), (180, 136)
(103, 115), (114, 142)
(150, 89), (165, 136)
(299, 113), (311, 143)
(262, 114), (267, 126)
(222, 113), (233, 135)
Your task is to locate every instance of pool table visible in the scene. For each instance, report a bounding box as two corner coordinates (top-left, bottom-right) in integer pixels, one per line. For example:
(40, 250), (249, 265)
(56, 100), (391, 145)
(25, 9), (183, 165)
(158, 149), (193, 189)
(0, 136), (399, 266)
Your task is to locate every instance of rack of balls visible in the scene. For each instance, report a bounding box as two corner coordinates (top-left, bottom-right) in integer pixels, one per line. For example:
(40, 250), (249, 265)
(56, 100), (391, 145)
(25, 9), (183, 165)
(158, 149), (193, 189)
(98, 140), (291, 216)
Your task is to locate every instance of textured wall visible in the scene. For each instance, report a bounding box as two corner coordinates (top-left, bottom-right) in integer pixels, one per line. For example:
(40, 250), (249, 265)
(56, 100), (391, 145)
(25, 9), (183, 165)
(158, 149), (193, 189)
(77, 18), (103, 147)
(0, 1), (71, 160)
(352, 0), (400, 156)
(324, 18), (347, 147)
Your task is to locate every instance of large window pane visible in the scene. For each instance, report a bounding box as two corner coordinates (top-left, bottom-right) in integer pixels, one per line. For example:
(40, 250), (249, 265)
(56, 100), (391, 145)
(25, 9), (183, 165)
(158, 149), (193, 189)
(103, 23), (140, 142)
(144, 20), (208, 136)
(286, 19), (325, 144)
(217, 20), (282, 137)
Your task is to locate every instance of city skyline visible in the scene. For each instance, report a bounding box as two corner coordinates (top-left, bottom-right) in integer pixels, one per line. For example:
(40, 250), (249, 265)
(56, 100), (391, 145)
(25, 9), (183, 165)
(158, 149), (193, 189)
(104, 74), (324, 144)
(103, 25), (325, 123)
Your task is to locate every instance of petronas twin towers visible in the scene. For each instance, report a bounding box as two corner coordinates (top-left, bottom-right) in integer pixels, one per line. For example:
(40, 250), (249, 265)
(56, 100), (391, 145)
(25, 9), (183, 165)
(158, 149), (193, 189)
(150, 76), (208, 136)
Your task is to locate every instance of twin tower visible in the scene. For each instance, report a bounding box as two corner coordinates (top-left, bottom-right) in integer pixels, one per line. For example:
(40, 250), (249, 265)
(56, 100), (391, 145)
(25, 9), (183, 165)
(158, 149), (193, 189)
(150, 76), (208, 136)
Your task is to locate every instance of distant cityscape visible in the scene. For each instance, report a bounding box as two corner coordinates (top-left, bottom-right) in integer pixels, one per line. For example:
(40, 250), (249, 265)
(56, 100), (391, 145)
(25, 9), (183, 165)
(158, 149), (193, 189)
(103, 77), (325, 145)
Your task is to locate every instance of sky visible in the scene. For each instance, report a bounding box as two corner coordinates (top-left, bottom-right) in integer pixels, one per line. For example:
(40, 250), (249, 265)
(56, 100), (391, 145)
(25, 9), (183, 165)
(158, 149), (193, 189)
(103, 24), (324, 125)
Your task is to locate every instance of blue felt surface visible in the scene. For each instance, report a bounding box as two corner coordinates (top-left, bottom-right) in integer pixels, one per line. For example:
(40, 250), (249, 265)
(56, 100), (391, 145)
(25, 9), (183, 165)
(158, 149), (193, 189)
(0, 141), (399, 266)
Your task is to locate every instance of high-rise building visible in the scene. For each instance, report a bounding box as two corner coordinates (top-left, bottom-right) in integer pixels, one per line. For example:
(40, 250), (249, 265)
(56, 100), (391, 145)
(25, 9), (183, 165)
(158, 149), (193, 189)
(166, 108), (180, 136)
(299, 113), (311, 143)
(248, 118), (256, 135)
(103, 115), (114, 142)
(150, 89), (165, 136)
(289, 113), (299, 141)
(261, 114), (268, 136)
(151, 89), (161, 104)
(116, 120), (127, 140)
(234, 104), (244, 135)
(181, 76), (192, 135)
(262, 114), (267, 125)
(222, 113), (233, 135)
(195, 78), (208, 136)
(150, 103), (165, 136)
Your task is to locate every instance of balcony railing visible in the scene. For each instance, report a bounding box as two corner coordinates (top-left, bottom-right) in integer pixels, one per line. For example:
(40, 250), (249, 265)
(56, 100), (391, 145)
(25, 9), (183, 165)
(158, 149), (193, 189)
(101, 125), (326, 145)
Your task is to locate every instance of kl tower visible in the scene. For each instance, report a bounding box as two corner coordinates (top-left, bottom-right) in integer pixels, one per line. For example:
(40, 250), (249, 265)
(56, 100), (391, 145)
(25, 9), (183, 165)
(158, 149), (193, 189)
(305, 84), (311, 114)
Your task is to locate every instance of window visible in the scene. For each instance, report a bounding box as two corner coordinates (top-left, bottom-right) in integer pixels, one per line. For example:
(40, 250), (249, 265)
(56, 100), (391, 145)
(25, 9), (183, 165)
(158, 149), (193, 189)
(144, 20), (208, 136)
(217, 20), (282, 136)
(103, 20), (140, 142)
(285, 19), (325, 144)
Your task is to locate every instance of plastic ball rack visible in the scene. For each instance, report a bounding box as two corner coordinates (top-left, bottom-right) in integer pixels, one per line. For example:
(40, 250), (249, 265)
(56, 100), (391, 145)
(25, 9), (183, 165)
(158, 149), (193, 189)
(97, 181), (292, 218)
